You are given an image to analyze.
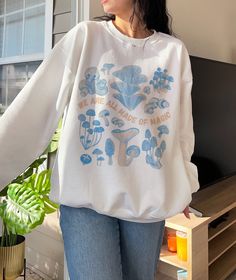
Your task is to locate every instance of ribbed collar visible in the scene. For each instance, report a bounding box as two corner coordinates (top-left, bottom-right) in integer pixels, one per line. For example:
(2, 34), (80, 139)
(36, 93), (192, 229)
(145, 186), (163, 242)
(103, 20), (159, 48)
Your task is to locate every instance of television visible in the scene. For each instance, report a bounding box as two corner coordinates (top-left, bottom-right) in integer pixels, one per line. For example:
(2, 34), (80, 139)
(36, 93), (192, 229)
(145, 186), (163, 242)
(190, 56), (236, 189)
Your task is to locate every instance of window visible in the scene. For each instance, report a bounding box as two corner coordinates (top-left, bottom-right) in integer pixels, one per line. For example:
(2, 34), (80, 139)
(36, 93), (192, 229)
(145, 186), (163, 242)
(0, 0), (46, 60)
(0, 0), (53, 115)
(0, 61), (41, 114)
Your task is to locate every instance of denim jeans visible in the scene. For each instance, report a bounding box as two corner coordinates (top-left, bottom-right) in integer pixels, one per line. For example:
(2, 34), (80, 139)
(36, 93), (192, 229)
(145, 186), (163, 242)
(59, 204), (165, 280)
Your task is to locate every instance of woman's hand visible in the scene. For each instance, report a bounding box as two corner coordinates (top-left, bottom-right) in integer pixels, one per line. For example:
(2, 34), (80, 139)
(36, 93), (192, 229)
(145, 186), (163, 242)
(182, 205), (191, 219)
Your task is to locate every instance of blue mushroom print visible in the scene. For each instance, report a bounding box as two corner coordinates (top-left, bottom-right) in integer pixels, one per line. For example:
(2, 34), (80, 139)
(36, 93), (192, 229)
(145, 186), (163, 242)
(99, 109), (110, 126)
(86, 109), (96, 122)
(105, 138), (115, 165)
(111, 65), (147, 110)
(78, 109), (105, 150)
(80, 154), (92, 165)
(149, 67), (174, 93)
(126, 145), (141, 161)
(92, 148), (103, 165)
(112, 128), (140, 166)
(111, 117), (125, 128)
(97, 156), (105, 166)
(101, 63), (115, 75)
(79, 67), (108, 97)
(157, 125), (169, 137)
(141, 127), (168, 169)
(144, 97), (169, 114)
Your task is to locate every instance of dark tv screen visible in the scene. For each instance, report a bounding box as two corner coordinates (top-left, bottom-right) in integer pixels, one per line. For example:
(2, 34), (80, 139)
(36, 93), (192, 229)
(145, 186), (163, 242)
(190, 56), (236, 188)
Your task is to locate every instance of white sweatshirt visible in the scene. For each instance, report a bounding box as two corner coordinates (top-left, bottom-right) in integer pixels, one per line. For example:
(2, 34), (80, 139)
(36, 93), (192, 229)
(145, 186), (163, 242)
(0, 20), (200, 223)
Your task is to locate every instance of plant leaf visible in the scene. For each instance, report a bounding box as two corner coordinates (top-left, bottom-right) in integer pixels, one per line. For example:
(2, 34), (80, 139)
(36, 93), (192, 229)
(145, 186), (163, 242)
(25, 170), (51, 195)
(5, 183), (45, 235)
(42, 195), (59, 214)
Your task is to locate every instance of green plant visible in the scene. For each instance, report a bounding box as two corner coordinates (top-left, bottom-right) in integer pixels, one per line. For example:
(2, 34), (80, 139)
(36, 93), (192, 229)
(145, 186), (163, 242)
(0, 118), (62, 247)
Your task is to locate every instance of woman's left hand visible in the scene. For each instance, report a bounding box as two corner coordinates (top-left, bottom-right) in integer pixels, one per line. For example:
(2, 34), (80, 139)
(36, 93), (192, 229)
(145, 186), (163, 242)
(182, 205), (191, 219)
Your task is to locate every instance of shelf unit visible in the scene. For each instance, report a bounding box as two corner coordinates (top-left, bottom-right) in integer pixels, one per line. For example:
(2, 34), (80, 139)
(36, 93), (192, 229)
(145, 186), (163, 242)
(157, 175), (236, 280)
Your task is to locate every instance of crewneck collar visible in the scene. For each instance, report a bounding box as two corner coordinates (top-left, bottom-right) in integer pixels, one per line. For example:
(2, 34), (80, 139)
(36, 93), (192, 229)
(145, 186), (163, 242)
(103, 20), (159, 47)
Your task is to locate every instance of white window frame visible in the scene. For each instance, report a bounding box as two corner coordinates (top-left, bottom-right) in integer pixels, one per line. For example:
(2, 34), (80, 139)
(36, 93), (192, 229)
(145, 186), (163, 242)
(0, 0), (53, 65)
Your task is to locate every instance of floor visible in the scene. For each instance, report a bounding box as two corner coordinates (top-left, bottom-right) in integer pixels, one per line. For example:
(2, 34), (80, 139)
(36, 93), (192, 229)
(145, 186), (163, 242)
(16, 267), (44, 280)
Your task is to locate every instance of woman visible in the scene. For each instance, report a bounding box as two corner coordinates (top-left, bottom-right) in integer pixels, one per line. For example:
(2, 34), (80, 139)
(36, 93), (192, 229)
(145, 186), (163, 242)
(0, 0), (199, 279)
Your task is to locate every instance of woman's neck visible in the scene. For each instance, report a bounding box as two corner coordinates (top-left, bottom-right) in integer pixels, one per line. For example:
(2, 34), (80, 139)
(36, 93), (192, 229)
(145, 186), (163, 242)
(113, 16), (153, 39)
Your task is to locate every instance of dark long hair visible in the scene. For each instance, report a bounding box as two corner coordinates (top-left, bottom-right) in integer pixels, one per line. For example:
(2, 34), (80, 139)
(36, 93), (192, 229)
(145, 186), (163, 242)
(94, 0), (175, 36)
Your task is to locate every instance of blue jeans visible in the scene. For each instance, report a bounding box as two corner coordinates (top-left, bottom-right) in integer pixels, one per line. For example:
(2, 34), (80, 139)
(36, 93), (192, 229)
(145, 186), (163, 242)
(59, 205), (165, 280)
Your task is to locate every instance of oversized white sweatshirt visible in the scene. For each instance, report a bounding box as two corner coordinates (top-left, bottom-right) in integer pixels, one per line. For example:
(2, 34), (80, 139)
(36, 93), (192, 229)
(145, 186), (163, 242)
(0, 20), (199, 222)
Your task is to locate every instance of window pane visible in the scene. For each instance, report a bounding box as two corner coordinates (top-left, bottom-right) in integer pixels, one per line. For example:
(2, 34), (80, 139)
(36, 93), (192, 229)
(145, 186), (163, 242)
(25, 0), (45, 8)
(6, 0), (23, 13)
(4, 12), (23, 57)
(24, 6), (45, 54)
(0, 61), (41, 115)
(27, 60), (41, 78)
(0, 0), (5, 15)
(0, 17), (3, 57)
(7, 63), (26, 105)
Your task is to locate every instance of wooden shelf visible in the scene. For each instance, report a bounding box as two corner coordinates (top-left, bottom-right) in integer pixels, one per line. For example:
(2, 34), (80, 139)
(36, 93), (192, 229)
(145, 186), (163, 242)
(160, 244), (188, 270)
(191, 175), (236, 222)
(208, 207), (236, 241)
(209, 223), (236, 265)
(158, 175), (236, 280)
(165, 213), (209, 232)
(209, 245), (236, 280)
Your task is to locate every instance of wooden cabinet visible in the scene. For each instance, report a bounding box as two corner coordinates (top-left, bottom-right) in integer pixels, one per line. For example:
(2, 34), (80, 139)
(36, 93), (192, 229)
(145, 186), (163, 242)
(157, 175), (236, 280)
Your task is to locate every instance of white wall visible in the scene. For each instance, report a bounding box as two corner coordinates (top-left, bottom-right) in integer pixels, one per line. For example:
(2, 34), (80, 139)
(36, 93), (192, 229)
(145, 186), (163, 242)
(167, 0), (236, 64)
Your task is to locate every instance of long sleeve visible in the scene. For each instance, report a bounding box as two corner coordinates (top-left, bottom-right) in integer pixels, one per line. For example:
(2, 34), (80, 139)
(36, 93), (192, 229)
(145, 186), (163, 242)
(179, 44), (200, 194)
(0, 23), (83, 191)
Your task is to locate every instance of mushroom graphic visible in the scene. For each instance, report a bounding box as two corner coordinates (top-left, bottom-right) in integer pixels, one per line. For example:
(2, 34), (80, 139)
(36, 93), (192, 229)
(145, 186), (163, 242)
(86, 109), (96, 124)
(149, 67), (174, 93)
(79, 67), (98, 96)
(92, 148), (103, 165)
(80, 154), (92, 165)
(111, 65), (147, 110)
(111, 117), (125, 127)
(81, 121), (90, 147)
(146, 154), (162, 169)
(92, 126), (105, 145)
(92, 119), (101, 126)
(79, 67), (108, 96)
(78, 110), (105, 149)
(126, 145), (140, 165)
(142, 128), (167, 169)
(144, 98), (169, 114)
(105, 138), (115, 165)
(157, 125), (169, 137)
(99, 109), (110, 126)
(78, 113), (86, 134)
(111, 128), (139, 166)
(145, 129), (152, 139)
(101, 63), (115, 75)
(159, 99), (169, 108)
(156, 140), (166, 158)
(142, 139), (151, 155)
(97, 156), (105, 166)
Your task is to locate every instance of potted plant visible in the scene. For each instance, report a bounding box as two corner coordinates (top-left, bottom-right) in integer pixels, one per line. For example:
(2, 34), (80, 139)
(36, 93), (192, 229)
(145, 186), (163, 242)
(0, 118), (62, 280)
